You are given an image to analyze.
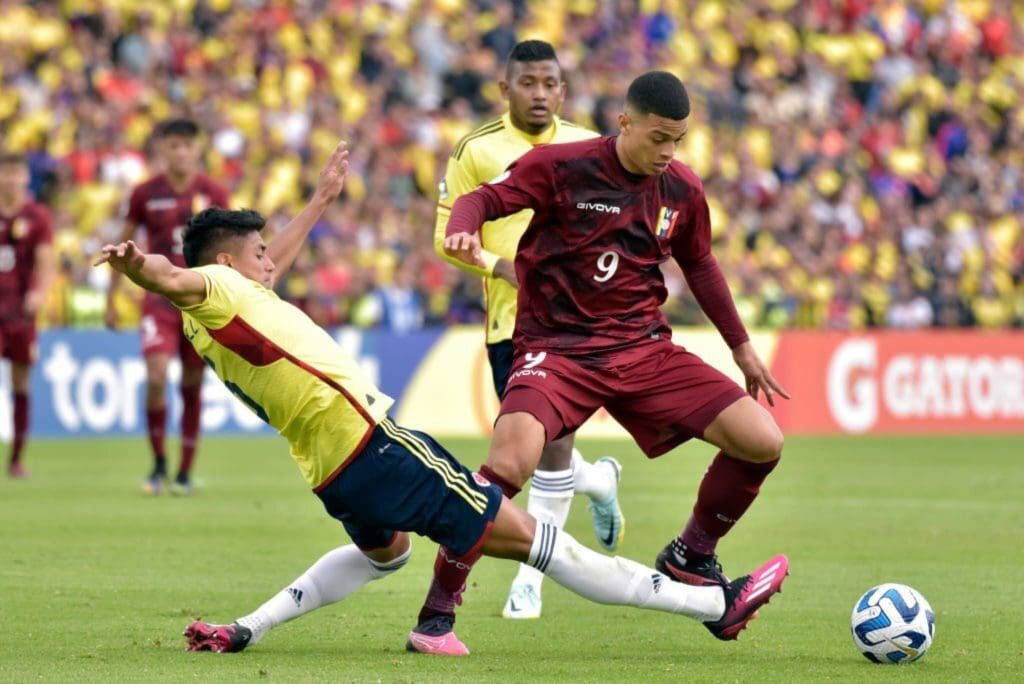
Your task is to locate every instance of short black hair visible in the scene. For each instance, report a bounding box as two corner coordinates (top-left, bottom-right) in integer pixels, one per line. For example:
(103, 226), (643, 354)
(183, 207), (264, 267)
(626, 71), (690, 120)
(506, 40), (560, 78)
(156, 117), (201, 139)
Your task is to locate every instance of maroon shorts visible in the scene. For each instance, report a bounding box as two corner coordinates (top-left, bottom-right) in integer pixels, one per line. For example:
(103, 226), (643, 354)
(500, 337), (747, 457)
(0, 319), (37, 364)
(140, 302), (204, 369)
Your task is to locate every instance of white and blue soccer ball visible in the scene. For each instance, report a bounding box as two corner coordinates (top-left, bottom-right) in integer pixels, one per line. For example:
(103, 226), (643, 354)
(851, 583), (935, 664)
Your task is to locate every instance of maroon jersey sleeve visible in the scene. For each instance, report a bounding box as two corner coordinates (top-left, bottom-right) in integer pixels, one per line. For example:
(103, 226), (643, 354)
(445, 147), (558, 236)
(31, 205), (54, 246)
(670, 187), (749, 349)
(125, 183), (147, 225)
(212, 183), (229, 206)
(669, 185), (712, 266)
(207, 179), (230, 209)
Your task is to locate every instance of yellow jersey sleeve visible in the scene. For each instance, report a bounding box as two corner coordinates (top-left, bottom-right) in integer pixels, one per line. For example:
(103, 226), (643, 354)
(179, 264), (246, 328)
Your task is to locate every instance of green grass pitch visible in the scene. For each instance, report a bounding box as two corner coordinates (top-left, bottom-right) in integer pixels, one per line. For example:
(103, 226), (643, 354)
(1, 434), (1022, 682)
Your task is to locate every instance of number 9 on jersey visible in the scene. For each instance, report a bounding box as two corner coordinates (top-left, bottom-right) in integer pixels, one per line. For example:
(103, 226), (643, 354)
(593, 251), (619, 283)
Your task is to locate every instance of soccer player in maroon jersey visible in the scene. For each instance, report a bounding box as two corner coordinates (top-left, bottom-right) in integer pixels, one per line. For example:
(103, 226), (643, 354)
(0, 154), (55, 479)
(411, 71), (791, 653)
(434, 41), (624, 622)
(104, 119), (230, 495)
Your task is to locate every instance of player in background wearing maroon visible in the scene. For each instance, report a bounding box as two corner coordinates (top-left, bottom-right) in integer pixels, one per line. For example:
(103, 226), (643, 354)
(415, 71), (790, 652)
(0, 154), (55, 479)
(104, 119), (230, 495)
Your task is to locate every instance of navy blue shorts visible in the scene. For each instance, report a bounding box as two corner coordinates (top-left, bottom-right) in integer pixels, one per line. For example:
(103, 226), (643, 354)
(487, 340), (514, 399)
(315, 419), (503, 557)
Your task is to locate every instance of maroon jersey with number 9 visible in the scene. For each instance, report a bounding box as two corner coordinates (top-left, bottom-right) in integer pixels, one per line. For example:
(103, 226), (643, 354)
(453, 136), (718, 355)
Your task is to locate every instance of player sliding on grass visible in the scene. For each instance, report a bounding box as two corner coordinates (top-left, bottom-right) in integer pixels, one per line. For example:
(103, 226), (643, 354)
(95, 140), (787, 656)
(419, 70), (792, 654)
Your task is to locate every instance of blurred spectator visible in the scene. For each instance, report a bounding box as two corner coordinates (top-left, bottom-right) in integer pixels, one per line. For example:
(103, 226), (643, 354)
(482, 1), (518, 62)
(887, 274), (934, 328)
(0, 0), (1021, 331)
(931, 273), (973, 327)
(371, 258), (426, 334)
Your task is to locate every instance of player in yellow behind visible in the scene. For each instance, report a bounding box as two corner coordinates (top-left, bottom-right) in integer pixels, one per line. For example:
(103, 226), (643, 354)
(94, 140), (787, 657)
(433, 40), (624, 622)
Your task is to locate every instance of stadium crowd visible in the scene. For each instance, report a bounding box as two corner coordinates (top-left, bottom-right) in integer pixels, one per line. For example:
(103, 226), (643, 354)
(1, 0), (1022, 331)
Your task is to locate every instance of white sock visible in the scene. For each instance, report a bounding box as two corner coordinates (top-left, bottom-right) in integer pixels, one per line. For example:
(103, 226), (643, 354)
(236, 544), (411, 645)
(528, 523), (724, 621)
(510, 469), (574, 592)
(571, 449), (616, 502)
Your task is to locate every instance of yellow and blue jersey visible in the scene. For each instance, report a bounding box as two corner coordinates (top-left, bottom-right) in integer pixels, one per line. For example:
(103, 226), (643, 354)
(177, 265), (392, 490)
(434, 112), (597, 343)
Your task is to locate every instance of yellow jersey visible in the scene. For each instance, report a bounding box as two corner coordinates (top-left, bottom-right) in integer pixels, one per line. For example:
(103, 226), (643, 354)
(434, 111), (597, 343)
(177, 265), (393, 490)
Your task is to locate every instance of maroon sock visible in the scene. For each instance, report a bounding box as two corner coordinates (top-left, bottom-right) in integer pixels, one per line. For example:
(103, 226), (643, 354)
(681, 451), (780, 556)
(415, 466), (521, 625)
(10, 393), (28, 463)
(479, 464), (521, 499)
(417, 546), (483, 624)
(414, 466), (520, 625)
(179, 385), (201, 476)
(146, 406), (167, 468)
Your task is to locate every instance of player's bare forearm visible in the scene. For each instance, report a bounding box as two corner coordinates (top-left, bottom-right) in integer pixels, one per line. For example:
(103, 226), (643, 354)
(106, 267), (123, 297)
(95, 241), (205, 308)
(35, 243), (56, 292)
(492, 257), (518, 287)
(106, 221), (137, 299)
(25, 243), (56, 316)
(266, 141), (349, 281)
(265, 194), (331, 280)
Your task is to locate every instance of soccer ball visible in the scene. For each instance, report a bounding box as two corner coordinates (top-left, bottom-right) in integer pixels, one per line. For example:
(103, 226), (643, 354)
(850, 583), (935, 664)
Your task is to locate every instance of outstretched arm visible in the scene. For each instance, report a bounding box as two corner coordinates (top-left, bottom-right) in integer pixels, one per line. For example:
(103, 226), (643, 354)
(442, 191), (491, 269)
(104, 218), (137, 329)
(265, 141), (349, 281)
(443, 147), (556, 271)
(672, 191), (789, 406)
(682, 254), (789, 405)
(433, 149), (517, 284)
(94, 240), (206, 309)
